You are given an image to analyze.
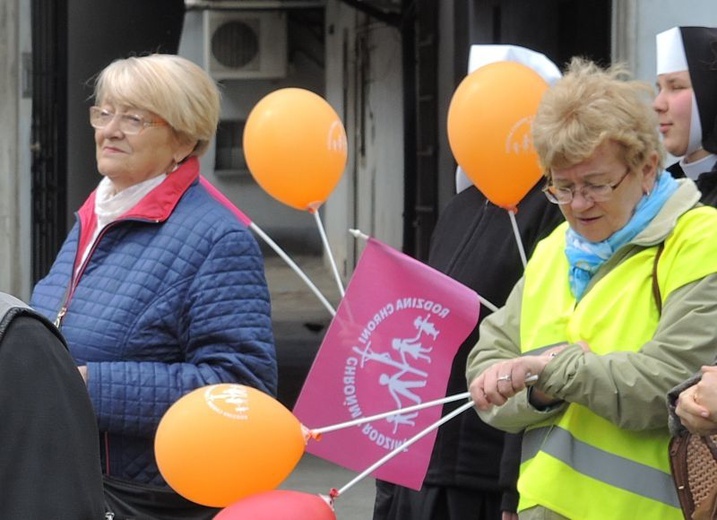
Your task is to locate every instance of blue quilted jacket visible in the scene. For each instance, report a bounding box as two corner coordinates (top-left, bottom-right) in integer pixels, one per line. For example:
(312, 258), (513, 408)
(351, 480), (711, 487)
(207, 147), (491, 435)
(31, 158), (277, 486)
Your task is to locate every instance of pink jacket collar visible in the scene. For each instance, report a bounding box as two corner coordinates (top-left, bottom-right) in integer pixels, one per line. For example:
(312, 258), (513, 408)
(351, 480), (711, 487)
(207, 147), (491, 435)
(74, 157), (200, 268)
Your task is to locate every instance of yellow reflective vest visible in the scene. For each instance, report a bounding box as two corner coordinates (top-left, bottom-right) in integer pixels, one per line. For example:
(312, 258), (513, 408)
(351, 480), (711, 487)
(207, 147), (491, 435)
(518, 207), (717, 519)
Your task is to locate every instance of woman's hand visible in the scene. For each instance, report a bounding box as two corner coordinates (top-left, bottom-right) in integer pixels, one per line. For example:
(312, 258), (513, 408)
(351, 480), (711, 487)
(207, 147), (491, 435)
(676, 366), (717, 435)
(469, 341), (589, 411)
(469, 351), (558, 411)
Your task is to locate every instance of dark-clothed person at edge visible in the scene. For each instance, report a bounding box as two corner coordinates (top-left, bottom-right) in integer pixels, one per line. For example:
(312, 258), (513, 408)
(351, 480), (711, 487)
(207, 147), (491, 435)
(0, 293), (105, 519)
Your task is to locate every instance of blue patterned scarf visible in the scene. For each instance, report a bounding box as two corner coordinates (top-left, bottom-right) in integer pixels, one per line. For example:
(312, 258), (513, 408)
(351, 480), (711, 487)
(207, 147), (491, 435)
(565, 172), (678, 300)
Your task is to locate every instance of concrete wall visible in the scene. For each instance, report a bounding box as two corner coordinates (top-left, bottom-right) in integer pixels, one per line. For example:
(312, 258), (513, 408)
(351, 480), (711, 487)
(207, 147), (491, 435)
(6, 0), (717, 296)
(614, 0), (717, 84)
(17, 0), (32, 300)
(612, 0), (717, 166)
(178, 3), (404, 277)
(0, 0), (29, 298)
(323, 0), (404, 278)
(179, 8), (325, 256)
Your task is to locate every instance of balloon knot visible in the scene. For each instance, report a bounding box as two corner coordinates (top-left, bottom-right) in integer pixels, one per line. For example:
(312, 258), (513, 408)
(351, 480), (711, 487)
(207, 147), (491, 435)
(329, 488), (340, 500)
(319, 493), (335, 509)
(301, 425), (322, 443)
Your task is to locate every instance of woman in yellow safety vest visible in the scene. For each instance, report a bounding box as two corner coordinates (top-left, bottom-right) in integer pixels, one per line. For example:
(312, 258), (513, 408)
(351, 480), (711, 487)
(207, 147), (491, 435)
(466, 57), (717, 520)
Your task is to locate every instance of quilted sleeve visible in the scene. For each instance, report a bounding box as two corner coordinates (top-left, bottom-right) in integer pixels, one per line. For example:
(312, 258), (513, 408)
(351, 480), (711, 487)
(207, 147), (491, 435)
(87, 227), (277, 438)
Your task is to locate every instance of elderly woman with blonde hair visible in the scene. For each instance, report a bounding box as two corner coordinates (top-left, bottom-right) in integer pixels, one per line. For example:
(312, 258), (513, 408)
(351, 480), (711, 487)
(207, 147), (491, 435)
(467, 58), (717, 520)
(31, 54), (277, 520)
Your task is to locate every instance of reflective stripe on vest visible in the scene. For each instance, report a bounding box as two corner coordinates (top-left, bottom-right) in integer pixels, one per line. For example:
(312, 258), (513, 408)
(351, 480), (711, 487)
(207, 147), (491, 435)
(523, 426), (680, 509)
(517, 207), (717, 519)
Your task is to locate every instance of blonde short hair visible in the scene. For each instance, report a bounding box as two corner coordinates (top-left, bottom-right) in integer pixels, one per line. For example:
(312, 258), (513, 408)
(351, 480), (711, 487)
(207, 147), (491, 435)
(93, 54), (221, 158)
(532, 57), (664, 178)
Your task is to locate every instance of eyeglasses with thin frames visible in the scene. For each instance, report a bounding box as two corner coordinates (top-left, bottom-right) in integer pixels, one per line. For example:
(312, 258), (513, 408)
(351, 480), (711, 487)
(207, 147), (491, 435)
(89, 106), (167, 135)
(542, 168), (631, 205)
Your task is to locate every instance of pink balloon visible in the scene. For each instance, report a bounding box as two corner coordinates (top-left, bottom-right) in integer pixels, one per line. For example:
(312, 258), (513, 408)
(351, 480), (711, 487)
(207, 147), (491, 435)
(214, 490), (336, 520)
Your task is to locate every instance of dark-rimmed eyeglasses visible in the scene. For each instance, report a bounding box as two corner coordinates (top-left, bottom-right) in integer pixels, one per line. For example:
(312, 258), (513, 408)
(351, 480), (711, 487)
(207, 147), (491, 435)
(89, 106), (167, 135)
(542, 168), (631, 205)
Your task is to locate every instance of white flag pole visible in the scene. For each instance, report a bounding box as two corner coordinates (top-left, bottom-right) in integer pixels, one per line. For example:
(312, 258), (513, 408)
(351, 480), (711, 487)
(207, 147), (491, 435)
(309, 391), (471, 436)
(330, 400), (475, 498)
(349, 229), (499, 313)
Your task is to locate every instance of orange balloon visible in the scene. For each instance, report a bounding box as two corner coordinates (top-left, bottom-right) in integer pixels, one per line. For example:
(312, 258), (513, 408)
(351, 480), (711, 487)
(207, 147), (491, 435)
(243, 88), (348, 211)
(447, 61), (548, 210)
(155, 384), (306, 507)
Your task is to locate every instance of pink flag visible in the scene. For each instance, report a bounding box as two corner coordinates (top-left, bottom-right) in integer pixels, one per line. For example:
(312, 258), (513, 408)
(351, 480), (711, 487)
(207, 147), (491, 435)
(293, 238), (480, 489)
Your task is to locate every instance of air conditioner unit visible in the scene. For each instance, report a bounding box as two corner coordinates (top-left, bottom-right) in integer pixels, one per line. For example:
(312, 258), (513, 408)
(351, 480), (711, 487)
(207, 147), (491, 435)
(203, 10), (288, 80)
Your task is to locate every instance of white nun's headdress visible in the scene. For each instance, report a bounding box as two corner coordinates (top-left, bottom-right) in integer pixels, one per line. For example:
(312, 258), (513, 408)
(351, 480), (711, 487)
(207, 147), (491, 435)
(656, 27), (689, 75)
(455, 45), (561, 193)
(657, 26), (717, 158)
(656, 27), (703, 157)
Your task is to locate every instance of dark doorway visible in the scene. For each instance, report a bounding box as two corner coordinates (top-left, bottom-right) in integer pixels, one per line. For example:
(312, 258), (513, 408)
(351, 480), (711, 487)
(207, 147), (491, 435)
(463, 0), (611, 73)
(31, 0), (68, 284)
(406, 0), (612, 259)
(31, 0), (185, 283)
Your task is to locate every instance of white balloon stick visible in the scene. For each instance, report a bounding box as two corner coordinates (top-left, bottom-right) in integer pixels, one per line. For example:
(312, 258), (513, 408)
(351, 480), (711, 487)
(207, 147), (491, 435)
(331, 400), (475, 499)
(309, 391), (471, 436)
(313, 210), (345, 298)
(250, 222), (337, 316)
(507, 209), (528, 268)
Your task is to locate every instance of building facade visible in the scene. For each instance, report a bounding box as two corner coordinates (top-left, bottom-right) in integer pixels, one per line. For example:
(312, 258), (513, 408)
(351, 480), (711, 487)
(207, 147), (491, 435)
(2, 0), (717, 298)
